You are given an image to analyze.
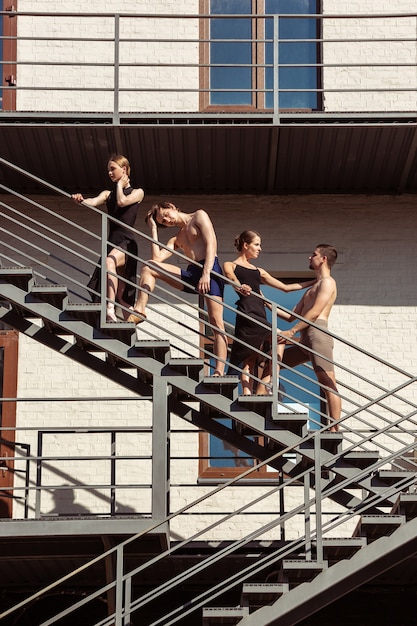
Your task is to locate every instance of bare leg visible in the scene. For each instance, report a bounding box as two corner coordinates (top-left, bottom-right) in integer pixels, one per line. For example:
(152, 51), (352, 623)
(255, 343), (284, 395)
(241, 354), (257, 395)
(127, 261), (183, 324)
(315, 369), (341, 431)
(106, 249), (126, 321)
(205, 295), (227, 376)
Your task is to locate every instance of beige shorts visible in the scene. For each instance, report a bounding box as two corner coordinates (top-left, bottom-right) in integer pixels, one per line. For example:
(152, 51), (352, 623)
(283, 320), (334, 373)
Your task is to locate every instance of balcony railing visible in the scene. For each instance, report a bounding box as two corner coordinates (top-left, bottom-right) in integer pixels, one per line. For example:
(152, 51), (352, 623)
(1, 9), (416, 123)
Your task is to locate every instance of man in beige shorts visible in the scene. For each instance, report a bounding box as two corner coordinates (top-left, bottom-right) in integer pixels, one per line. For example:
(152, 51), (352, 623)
(278, 244), (341, 432)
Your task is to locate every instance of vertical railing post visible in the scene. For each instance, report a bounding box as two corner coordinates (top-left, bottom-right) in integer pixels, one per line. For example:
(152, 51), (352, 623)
(271, 301), (278, 419)
(110, 430), (116, 516)
(314, 431), (323, 563)
(123, 574), (132, 626)
(114, 544), (124, 626)
(35, 431), (43, 518)
(152, 376), (170, 520)
(113, 14), (121, 125)
(304, 474), (311, 560)
(100, 212), (108, 326)
(273, 15), (280, 124)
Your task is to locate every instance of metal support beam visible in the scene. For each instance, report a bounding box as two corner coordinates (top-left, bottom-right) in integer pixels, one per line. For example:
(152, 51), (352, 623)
(152, 376), (170, 520)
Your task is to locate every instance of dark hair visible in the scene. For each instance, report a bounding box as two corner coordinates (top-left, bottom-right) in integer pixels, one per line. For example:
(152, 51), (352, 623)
(316, 243), (338, 268)
(145, 202), (178, 228)
(234, 230), (261, 252)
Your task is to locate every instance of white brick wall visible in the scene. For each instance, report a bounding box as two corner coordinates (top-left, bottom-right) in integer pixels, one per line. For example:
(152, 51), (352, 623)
(16, 1), (200, 112)
(323, 1), (417, 112)
(5, 191), (417, 540)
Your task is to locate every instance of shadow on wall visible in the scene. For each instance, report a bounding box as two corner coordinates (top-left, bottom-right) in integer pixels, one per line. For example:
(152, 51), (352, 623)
(46, 487), (91, 517)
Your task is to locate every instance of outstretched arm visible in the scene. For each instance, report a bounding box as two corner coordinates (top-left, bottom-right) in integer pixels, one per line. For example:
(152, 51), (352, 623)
(71, 190), (110, 208)
(259, 268), (315, 292)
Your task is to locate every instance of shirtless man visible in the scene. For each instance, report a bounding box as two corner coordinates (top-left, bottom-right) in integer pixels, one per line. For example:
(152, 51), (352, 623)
(127, 202), (227, 376)
(277, 244), (341, 431)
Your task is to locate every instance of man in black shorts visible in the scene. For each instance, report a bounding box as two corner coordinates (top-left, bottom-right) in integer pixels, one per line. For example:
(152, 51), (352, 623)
(277, 244), (341, 431)
(127, 202), (227, 376)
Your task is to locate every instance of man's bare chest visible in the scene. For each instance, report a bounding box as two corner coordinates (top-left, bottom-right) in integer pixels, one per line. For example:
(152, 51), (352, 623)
(176, 227), (199, 250)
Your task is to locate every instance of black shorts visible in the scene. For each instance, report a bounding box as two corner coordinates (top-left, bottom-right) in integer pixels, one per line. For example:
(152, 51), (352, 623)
(180, 257), (224, 297)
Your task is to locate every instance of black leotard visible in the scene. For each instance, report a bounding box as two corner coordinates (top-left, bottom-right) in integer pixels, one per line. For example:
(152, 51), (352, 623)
(106, 185), (138, 251)
(228, 264), (271, 369)
(87, 185), (140, 305)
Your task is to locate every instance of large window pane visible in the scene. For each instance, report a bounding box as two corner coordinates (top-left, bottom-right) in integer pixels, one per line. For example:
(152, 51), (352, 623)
(210, 0), (252, 105)
(265, 0), (319, 109)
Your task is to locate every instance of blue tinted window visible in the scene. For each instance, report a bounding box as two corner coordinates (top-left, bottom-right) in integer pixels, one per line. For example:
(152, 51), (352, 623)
(265, 0), (319, 109)
(210, 0), (252, 105)
(209, 0), (319, 109)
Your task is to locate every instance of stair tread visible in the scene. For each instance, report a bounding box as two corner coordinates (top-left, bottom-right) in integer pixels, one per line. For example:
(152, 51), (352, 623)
(203, 375), (239, 384)
(32, 285), (68, 291)
(0, 266), (33, 273)
(242, 582), (288, 591)
(202, 606), (249, 618)
(282, 559), (328, 569)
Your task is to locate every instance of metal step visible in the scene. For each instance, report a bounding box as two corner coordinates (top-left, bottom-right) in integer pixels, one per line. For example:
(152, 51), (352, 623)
(202, 606), (249, 624)
(288, 431), (344, 473)
(302, 430), (343, 454)
(202, 374), (240, 400)
(391, 493), (417, 520)
(168, 357), (205, 382)
(377, 469), (416, 487)
(240, 582), (289, 609)
(236, 394), (273, 417)
(278, 559), (328, 586)
(337, 450), (380, 469)
(31, 284), (68, 309)
(133, 339), (171, 364)
(66, 302), (101, 326)
(0, 267), (34, 290)
(352, 514), (405, 542)
(272, 403), (309, 436)
(318, 537), (367, 564)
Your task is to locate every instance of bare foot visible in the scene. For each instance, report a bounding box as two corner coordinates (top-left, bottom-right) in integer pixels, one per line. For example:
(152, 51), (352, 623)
(127, 309), (147, 324)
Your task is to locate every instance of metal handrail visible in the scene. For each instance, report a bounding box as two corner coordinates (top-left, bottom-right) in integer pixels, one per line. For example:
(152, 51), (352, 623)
(1, 9), (416, 122)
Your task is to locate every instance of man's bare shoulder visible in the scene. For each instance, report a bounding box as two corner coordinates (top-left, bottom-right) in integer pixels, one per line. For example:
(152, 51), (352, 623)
(192, 208), (210, 222)
(316, 275), (336, 286)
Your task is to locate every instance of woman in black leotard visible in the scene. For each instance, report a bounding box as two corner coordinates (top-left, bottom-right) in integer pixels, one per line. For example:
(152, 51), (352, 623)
(223, 230), (314, 395)
(72, 154), (144, 321)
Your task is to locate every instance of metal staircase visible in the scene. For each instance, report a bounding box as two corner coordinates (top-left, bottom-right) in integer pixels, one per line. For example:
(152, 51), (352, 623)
(1, 160), (417, 624)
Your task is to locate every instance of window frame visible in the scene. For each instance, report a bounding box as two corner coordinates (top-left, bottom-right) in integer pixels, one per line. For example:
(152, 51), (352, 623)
(199, 0), (322, 113)
(0, 329), (19, 518)
(1, 0), (17, 110)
